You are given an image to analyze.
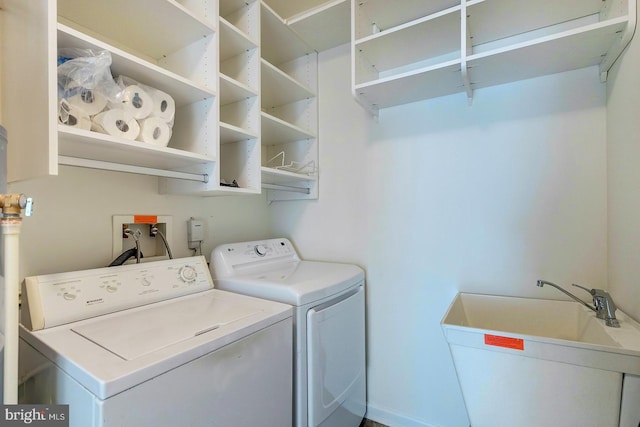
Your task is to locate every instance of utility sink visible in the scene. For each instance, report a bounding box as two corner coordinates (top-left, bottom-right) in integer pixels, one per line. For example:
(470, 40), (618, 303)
(441, 293), (640, 427)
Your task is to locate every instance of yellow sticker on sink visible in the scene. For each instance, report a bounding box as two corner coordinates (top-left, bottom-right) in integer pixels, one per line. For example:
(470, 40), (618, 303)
(484, 334), (524, 350)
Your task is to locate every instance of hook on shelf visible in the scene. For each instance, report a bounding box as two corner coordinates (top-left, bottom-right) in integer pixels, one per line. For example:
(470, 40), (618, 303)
(266, 151), (317, 175)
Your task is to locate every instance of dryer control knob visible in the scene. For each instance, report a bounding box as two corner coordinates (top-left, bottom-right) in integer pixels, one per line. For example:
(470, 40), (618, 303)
(254, 244), (267, 256)
(179, 265), (197, 283)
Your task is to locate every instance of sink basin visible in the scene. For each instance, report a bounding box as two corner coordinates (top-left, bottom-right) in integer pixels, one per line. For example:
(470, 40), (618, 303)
(442, 293), (640, 370)
(441, 293), (640, 427)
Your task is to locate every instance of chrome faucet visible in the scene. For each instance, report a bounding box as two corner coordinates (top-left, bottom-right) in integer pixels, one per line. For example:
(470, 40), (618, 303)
(572, 283), (620, 328)
(536, 280), (620, 328)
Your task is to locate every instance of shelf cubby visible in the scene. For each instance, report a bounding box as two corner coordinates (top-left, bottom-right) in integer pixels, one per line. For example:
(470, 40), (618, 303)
(354, 6), (461, 86)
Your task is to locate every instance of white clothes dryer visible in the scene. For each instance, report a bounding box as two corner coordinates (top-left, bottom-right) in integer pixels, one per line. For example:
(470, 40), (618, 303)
(19, 256), (293, 427)
(211, 238), (366, 427)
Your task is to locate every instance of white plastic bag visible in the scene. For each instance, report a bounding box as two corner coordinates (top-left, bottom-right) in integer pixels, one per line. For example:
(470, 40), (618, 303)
(57, 49), (121, 118)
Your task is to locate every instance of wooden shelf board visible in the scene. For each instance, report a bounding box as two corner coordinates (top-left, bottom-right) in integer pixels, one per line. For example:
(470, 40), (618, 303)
(261, 112), (315, 145)
(355, 0), (459, 36)
(220, 74), (258, 105)
(356, 8), (461, 74)
(220, 18), (258, 62)
(220, 122), (259, 144)
(355, 60), (464, 108)
(221, 0), (258, 18)
(467, 18), (628, 90)
(212, 186), (261, 195)
(288, 0), (350, 52)
(263, 0), (334, 20)
(261, 2), (315, 66)
(261, 166), (317, 185)
(467, 0), (607, 46)
(58, 126), (214, 171)
(261, 59), (314, 108)
(58, 0), (216, 60)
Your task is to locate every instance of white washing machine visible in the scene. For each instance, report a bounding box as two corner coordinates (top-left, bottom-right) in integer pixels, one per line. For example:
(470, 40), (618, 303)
(211, 238), (366, 427)
(18, 256), (293, 427)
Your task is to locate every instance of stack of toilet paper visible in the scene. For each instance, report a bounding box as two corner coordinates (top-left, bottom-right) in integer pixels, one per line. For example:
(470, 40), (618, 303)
(93, 78), (176, 147)
(58, 66), (176, 147)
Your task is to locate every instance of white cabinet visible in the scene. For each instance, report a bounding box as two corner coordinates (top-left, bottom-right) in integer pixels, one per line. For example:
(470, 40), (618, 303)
(2, 0), (321, 201)
(352, 0), (637, 115)
(260, 2), (318, 201)
(1, 0), (218, 183)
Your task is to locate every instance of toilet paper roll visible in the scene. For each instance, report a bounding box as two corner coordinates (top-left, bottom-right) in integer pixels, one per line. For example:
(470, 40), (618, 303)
(91, 109), (140, 140)
(149, 89), (175, 123)
(58, 100), (91, 131)
(136, 117), (172, 147)
(112, 85), (154, 120)
(66, 86), (108, 116)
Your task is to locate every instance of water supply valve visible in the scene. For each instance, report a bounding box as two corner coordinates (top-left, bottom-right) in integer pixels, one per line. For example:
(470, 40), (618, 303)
(0, 194), (33, 217)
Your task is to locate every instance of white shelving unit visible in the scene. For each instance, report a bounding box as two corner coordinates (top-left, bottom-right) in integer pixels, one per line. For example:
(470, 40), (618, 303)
(161, 0), (261, 195)
(8, 1), (625, 199)
(2, 0), (328, 200)
(352, 0), (637, 115)
(161, 0), (319, 198)
(2, 0), (218, 183)
(260, 2), (319, 201)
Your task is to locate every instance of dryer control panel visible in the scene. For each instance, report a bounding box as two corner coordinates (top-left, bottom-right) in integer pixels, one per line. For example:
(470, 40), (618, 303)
(21, 256), (212, 331)
(211, 238), (300, 278)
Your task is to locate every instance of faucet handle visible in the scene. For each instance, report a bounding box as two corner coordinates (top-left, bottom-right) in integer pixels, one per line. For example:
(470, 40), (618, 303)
(572, 283), (596, 295)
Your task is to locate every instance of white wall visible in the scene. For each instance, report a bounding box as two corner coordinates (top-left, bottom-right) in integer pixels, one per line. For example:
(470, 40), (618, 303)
(7, 167), (272, 278)
(3, 42), (613, 427)
(606, 25), (640, 322)
(270, 44), (608, 427)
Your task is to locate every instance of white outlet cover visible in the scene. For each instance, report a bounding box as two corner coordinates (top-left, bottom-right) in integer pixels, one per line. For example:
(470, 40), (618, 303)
(112, 215), (173, 263)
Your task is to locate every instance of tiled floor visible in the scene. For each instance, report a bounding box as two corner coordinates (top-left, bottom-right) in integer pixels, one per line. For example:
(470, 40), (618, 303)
(360, 419), (388, 427)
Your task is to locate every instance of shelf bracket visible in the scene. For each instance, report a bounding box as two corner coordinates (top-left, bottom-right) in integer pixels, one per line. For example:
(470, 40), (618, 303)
(599, 0), (637, 81)
(58, 156), (209, 183)
(351, 86), (380, 121)
(261, 183), (311, 194)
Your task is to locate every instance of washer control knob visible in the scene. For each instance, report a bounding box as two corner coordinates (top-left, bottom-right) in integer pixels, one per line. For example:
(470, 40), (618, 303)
(62, 292), (76, 301)
(179, 265), (197, 283)
(254, 244), (267, 256)
(106, 285), (118, 293)
(141, 277), (152, 287)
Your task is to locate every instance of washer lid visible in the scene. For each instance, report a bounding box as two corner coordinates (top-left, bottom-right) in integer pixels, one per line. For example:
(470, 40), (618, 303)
(71, 293), (261, 360)
(20, 289), (292, 400)
(214, 261), (364, 306)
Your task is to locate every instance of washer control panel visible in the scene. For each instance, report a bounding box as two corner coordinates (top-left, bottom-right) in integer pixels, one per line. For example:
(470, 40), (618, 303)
(22, 256), (212, 331)
(211, 238), (299, 278)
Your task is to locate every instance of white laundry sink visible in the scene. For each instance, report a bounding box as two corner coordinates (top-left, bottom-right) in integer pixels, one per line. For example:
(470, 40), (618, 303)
(442, 293), (640, 358)
(441, 293), (640, 427)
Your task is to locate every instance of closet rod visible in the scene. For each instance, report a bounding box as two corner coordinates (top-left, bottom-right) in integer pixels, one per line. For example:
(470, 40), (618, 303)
(58, 156), (209, 183)
(261, 183), (310, 194)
